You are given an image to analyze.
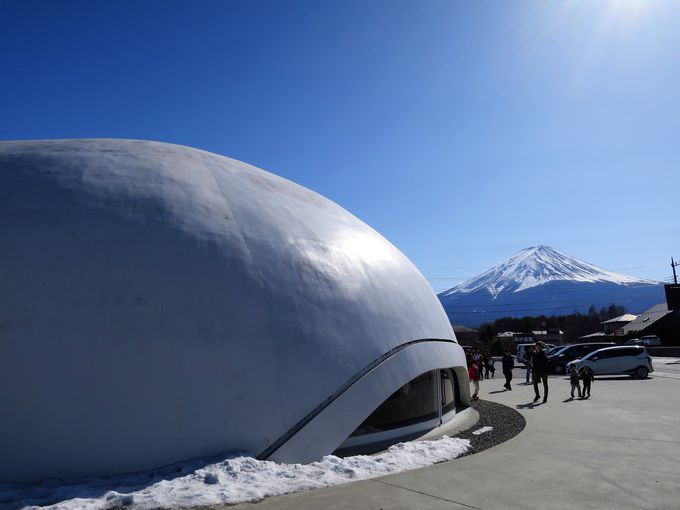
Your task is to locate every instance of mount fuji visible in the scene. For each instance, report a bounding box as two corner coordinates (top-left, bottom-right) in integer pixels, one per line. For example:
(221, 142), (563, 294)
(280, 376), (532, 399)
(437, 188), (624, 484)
(438, 246), (664, 327)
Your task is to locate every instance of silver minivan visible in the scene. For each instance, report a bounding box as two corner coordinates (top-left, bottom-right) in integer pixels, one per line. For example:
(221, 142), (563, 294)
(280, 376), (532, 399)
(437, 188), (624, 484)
(574, 346), (654, 378)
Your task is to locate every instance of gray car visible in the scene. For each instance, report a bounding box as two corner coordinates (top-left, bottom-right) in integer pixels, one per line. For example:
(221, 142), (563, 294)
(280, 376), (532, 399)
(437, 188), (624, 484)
(569, 346), (654, 378)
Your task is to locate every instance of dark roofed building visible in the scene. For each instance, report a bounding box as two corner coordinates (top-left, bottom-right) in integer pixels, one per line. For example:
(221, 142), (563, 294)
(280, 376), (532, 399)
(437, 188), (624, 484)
(622, 303), (680, 345)
(601, 313), (638, 336)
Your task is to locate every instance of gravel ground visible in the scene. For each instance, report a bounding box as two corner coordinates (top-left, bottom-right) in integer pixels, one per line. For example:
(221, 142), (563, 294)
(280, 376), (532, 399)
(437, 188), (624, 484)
(456, 399), (526, 456)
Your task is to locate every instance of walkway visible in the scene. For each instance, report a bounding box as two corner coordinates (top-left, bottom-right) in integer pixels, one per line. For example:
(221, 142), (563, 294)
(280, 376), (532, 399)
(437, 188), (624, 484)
(224, 358), (680, 510)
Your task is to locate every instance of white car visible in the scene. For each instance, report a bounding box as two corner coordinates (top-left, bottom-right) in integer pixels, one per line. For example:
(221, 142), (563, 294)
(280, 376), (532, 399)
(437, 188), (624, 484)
(516, 343), (556, 366)
(626, 335), (661, 347)
(569, 346), (654, 378)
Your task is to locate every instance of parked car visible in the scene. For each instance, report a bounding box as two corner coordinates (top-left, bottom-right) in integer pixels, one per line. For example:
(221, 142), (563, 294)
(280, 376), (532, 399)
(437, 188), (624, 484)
(547, 346), (563, 356)
(626, 335), (661, 347)
(568, 346), (654, 378)
(547, 342), (615, 374)
(516, 343), (557, 366)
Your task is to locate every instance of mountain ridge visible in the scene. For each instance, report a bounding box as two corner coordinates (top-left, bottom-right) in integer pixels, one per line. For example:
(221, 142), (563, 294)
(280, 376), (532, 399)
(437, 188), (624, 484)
(438, 246), (663, 327)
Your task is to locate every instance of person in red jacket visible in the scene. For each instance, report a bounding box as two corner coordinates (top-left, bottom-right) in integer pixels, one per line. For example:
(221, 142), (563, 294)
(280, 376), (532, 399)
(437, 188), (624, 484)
(469, 362), (481, 401)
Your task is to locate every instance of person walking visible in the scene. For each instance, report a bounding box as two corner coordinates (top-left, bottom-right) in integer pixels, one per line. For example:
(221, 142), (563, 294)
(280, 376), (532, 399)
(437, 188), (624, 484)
(580, 366), (594, 399)
(532, 341), (550, 403)
(523, 345), (535, 385)
(568, 364), (581, 399)
(469, 362), (481, 401)
(483, 351), (495, 379)
(472, 350), (483, 379)
(501, 348), (514, 390)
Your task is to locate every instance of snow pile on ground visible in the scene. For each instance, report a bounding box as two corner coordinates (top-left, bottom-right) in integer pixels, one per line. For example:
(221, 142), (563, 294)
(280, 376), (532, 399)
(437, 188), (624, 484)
(2, 436), (470, 510)
(472, 426), (493, 435)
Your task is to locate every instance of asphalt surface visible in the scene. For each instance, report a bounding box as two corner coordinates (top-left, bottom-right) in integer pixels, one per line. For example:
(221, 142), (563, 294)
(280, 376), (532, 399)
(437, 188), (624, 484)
(457, 400), (525, 457)
(222, 357), (680, 510)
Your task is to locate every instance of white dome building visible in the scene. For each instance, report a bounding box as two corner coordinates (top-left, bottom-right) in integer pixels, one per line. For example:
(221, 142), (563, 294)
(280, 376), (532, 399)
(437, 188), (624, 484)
(0, 139), (468, 483)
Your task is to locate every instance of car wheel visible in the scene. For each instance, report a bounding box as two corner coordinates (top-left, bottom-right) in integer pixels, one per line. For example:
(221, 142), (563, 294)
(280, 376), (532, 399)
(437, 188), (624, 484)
(635, 366), (649, 379)
(554, 364), (563, 375)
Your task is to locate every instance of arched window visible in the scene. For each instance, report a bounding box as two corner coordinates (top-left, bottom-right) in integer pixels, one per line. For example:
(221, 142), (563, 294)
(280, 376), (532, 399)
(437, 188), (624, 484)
(335, 367), (462, 456)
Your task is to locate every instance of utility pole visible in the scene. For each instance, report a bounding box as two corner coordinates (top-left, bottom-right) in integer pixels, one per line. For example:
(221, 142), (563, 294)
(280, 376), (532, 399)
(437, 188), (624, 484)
(672, 257), (679, 284)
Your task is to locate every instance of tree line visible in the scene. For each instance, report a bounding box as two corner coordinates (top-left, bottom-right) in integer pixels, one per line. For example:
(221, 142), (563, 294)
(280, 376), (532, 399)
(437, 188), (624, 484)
(478, 304), (628, 345)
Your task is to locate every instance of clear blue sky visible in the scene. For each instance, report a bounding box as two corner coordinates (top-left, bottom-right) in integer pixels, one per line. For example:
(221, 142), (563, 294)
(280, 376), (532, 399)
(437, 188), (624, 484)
(2, 0), (678, 291)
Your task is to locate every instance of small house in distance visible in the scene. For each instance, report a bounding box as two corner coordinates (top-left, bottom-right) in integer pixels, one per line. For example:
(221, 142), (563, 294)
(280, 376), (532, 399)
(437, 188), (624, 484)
(532, 329), (564, 344)
(601, 314), (638, 336)
(451, 325), (480, 346)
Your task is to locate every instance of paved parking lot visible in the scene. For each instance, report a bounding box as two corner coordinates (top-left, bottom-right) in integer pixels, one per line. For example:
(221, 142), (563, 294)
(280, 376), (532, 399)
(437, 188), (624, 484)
(225, 358), (680, 510)
(650, 356), (680, 380)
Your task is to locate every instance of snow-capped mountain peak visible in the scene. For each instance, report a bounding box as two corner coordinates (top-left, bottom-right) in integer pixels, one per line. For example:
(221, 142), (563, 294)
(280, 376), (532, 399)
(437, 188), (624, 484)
(441, 245), (657, 299)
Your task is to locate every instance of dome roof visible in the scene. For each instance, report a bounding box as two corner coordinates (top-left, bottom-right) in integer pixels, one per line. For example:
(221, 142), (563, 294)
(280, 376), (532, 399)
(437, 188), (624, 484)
(0, 139), (461, 482)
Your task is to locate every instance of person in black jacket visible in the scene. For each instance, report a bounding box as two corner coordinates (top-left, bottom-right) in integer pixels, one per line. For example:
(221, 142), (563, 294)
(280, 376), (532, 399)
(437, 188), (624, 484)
(580, 366), (595, 399)
(532, 341), (550, 403)
(523, 345), (535, 384)
(501, 349), (514, 390)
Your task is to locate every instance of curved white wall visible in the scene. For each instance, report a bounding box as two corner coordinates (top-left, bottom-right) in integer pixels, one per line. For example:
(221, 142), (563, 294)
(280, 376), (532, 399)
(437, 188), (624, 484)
(268, 340), (469, 463)
(0, 140), (465, 483)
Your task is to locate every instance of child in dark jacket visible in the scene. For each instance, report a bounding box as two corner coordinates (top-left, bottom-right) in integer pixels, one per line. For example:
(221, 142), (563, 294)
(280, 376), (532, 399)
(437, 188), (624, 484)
(501, 349), (514, 391)
(579, 366), (595, 399)
(568, 365), (581, 398)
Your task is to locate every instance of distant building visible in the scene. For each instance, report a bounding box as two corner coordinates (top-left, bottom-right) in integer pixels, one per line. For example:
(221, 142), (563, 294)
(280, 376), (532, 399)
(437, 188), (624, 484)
(579, 332), (609, 340)
(621, 285), (680, 345)
(621, 304), (680, 345)
(601, 314), (638, 336)
(513, 333), (535, 344)
(494, 331), (564, 345)
(452, 325), (480, 346)
(532, 329), (565, 344)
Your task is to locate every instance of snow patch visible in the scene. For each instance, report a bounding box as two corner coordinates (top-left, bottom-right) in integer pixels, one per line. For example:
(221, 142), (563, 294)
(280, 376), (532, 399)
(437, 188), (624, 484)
(0, 436), (470, 510)
(472, 426), (493, 435)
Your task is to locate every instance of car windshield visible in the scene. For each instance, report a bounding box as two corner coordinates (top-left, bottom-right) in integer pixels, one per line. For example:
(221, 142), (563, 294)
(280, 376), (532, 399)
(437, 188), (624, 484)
(548, 346), (569, 357)
(582, 348), (610, 360)
(547, 347), (562, 356)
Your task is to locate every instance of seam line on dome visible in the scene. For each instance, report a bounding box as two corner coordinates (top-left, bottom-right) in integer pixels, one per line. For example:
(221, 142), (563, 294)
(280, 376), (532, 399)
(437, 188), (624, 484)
(257, 338), (459, 461)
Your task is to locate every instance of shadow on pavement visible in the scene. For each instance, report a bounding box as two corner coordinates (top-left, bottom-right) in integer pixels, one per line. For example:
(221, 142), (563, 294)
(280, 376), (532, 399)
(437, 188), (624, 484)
(516, 402), (544, 409)
(593, 376), (651, 381)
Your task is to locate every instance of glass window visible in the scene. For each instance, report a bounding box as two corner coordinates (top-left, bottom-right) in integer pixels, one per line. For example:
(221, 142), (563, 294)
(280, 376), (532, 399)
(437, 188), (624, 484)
(350, 370), (440, 437)
(594, 349), (618, 359)
(598, 348), (639, 358)
(620, 347), (643, 357)
(584, 345), (603, 354)
(441, 369), (457, 415)
(573, 346), (587, 356)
